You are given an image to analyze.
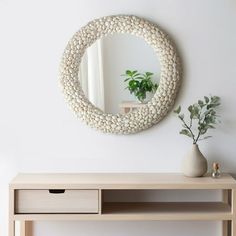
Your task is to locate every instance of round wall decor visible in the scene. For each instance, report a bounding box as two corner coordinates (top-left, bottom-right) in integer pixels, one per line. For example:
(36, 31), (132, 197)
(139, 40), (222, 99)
(59, 15), (181, 134)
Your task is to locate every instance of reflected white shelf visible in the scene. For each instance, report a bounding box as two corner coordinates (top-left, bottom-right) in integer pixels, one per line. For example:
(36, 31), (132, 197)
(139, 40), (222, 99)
(119, 101), (146, 113)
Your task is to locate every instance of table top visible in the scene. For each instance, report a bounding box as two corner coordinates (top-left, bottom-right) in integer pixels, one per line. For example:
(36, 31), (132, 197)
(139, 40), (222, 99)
(10, 173), (236, 189)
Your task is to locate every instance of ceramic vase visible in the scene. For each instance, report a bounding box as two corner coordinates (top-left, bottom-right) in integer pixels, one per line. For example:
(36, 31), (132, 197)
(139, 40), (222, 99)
(182, 144), (208, 177)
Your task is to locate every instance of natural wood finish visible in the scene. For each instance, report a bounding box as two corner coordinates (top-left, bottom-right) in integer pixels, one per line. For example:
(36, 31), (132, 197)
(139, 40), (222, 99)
(9, 173), (236, 236)
(10, 173), (236, 189)
(98, 189), (102, 215)
(223, 190), (231, 236)
(20, 221), (32, 236)
(9, 188), (14, 236)
(102, 202), (232, 221)
(223, 190), (231, 205)
(232, 189), (236, 236)
(13, 211), (233, 222)
(15, 189), (98, 213)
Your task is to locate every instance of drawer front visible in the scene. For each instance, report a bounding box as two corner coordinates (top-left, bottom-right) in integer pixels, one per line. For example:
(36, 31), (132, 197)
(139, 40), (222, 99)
(15, 189), (99, 213)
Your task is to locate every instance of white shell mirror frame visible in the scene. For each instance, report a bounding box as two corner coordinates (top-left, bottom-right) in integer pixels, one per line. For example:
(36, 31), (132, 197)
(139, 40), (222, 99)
(59, 15), (181, 134)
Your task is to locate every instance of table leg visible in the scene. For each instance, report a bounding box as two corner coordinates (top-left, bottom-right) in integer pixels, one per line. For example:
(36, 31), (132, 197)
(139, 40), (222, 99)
(232, 189), (236, 236)
(233, 221), (236, 236)
(223, 221), (229, 236)
(20, 221), (32, 236)
(9, 188), (15, 236)
(223, 190), (231, 236)
(9, 219), (15, 236)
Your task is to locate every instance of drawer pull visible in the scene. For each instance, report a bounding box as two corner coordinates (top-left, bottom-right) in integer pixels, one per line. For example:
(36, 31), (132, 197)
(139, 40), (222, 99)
(49, 189), (65, 194)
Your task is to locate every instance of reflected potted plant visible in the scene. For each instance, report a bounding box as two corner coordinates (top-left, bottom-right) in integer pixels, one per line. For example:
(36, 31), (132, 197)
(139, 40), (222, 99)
(174, 95), (221, 177)
(122, 70), (158, 103)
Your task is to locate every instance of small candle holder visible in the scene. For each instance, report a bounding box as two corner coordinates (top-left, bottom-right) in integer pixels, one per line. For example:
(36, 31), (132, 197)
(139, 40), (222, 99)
(211, 162), (221, 178)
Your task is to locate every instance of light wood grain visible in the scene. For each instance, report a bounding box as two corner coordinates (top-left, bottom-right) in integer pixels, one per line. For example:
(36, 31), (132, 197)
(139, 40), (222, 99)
(232, 189), (236, 236)
(10, 173), (236, 189)
(9, 188), (14, 236)
(13, 202), (232, 221)
(223, 190), (231, 236)
(98, 189), (102, 215)
(15, 190), (98, 214)
(102, 202), (232, 220)
(9, 173), (236, 236)
(20, 221), (32, 236)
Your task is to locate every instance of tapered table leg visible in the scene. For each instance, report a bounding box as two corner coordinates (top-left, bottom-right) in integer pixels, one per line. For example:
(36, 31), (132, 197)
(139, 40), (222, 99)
(9, 219), (15, 236)
(223, 190), (231, 236)
(20, 221), (32, 236)
(9, 188), (15, 236)
(232, 189), (236, 236)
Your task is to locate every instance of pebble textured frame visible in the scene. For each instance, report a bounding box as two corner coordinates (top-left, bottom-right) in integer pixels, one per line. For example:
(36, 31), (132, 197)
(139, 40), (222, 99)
(59, 15), (181, 134)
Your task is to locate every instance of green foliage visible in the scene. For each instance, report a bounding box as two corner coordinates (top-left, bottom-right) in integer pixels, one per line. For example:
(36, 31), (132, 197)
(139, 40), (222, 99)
(122, 70), (159, 103)
(174, 96), (221, 144)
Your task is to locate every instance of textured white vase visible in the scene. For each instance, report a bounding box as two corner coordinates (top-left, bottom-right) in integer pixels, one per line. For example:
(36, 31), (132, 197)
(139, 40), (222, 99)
(182, 144), (208, 177)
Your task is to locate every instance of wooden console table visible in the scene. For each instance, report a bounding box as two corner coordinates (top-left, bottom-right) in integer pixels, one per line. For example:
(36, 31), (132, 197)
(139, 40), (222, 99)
(9, 173), (236, 236)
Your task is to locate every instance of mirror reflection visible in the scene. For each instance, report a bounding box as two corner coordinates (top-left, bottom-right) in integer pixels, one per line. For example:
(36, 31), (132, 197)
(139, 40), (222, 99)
(79, 33), (160, 114)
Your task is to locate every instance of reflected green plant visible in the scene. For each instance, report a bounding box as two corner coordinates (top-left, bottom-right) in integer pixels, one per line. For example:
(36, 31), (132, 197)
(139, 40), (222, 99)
(122, 70), (158, 103)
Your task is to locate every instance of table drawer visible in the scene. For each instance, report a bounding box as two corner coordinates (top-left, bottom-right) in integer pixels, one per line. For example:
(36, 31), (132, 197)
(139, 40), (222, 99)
(15, 189), (99, 213)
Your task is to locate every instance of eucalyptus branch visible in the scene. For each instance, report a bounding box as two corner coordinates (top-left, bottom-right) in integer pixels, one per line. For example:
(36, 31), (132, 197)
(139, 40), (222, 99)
(195, 130), (201, 144)
(174, 95), (221, 144)
(180, 117), (196, 143)
(195, 106), (204, 143)
(189, 117), (193, 129)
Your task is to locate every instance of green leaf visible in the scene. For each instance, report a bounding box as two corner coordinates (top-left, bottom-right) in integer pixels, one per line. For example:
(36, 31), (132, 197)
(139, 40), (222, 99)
(188, 105), (193, 112)
(206, 124), (215, 129)
(174, 95), (221, 142)
(180, 129), (192, 138)
(145, 72), (154, 77)
(200, 129), (207, 135)
(174, 106), (181, 114)
(211, 96), (220, 104)
(190, 104), (200, 119)
(199, 136), (212, 141)
(122, 69), (158, 101)
(135, 76), (144, 80)
(207, 103), (220, 109)
(132, 71), (141, 78)
(178, 114), (184, 120)
(204, 96), (209, 103)
(126, 70), (132, 76)
(210, 110), (216, 116)
(202, 135), (212, 139)
(204, 109), (212, 116)
(198, 100), (204, 108)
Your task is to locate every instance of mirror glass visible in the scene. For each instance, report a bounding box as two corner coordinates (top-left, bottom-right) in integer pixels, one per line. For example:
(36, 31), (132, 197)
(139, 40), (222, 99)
(79, 33), (160, 114)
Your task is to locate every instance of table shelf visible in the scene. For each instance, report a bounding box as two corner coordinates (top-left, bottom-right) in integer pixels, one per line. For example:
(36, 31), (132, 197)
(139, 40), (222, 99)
(102, 202), (232, 221)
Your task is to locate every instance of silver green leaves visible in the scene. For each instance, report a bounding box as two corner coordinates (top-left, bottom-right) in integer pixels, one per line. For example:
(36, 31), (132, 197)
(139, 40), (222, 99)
(174, 96), (221, 144)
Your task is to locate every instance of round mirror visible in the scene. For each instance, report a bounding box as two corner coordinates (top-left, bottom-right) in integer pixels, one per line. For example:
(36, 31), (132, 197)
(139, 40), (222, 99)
(79, 33), (161, 114)
(60, 15), (181, 134)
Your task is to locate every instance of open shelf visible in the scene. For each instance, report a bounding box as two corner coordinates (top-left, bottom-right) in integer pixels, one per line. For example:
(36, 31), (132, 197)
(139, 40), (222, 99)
(101, 202), (232, 221)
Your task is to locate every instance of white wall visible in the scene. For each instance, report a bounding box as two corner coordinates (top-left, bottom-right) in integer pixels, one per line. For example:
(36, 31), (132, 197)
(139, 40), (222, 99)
(0, 0), (236, 235)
